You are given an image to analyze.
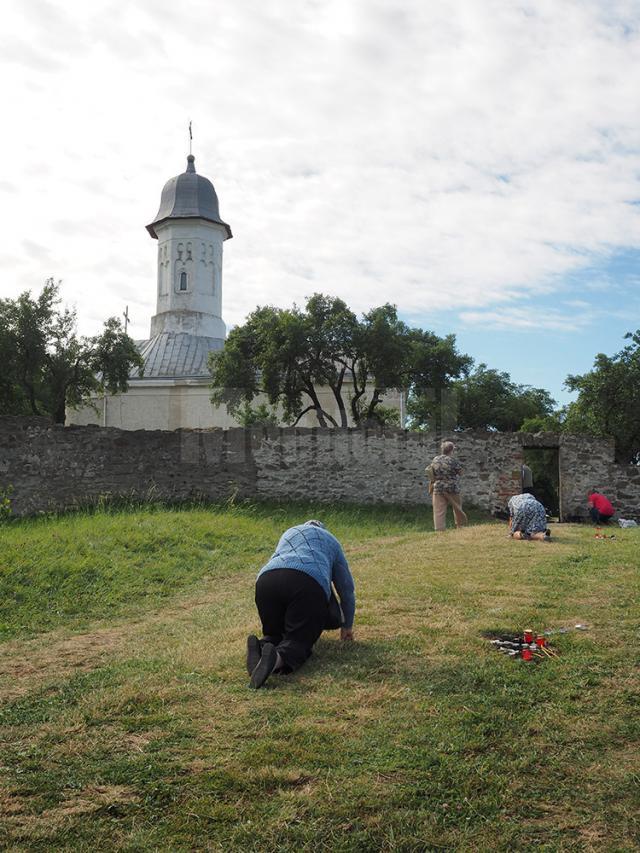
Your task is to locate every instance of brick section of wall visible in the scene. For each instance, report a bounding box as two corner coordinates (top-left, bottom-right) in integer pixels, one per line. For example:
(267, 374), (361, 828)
(1, 417), (639, 520)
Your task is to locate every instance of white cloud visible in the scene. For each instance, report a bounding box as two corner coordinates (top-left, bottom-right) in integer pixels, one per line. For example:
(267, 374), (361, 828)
(459, 304), (597, 332)
(0, 0), (639, 343)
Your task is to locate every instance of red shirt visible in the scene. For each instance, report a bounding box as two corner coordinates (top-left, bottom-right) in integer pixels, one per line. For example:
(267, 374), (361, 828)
(588, 493), (614, 516)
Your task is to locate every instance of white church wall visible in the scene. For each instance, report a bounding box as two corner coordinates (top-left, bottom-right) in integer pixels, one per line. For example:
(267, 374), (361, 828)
(67, 383), (403, 431)
(68, 382), (237, 431)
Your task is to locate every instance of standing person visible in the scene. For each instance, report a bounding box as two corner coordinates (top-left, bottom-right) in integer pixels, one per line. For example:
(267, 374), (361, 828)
(425, 440), (468, 532)
(587, 491), (615, 524)
(508, 493), (550, 540)
(521, 463), (534, 495)
(247, 520), (356, 689)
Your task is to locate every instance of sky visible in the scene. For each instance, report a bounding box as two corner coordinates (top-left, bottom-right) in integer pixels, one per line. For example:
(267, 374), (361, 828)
(2, 0), (640, 405)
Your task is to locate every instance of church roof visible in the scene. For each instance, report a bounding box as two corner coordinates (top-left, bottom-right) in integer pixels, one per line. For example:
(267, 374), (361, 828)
(146, 155), (232, 240)
(134, 332), (224, 379)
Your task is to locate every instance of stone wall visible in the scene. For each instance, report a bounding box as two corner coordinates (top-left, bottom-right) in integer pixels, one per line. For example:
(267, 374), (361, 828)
(1, 417), (639, 520)
(0, 418), (257, 517)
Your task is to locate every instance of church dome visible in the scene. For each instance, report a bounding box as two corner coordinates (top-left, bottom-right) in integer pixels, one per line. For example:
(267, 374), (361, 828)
(134, 331), (224, 378)
(146, 155), (232, 240)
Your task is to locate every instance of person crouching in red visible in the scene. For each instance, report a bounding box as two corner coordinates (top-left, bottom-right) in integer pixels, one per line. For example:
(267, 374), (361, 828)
(587, 491), (615, 524)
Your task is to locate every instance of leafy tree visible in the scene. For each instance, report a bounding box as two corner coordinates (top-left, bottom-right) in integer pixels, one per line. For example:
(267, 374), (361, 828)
(444, 364), (556, 432)
(404, 332), (474, 431)
(210, 294), (470, 428)
(519, 411), (566, 433)
(564, 331), (640, 463)
(209, 299), (347, 428)
(366, 403), (401, 428)
(234, 402), (279, 428)
(408, 364), (554, 432)
(0, 279), (144, 424)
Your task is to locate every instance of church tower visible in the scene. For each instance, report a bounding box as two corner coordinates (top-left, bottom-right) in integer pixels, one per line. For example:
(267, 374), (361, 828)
(136, 154), (232, 378)
(146, 154), (232, 340)
(68, 152), (240, 430)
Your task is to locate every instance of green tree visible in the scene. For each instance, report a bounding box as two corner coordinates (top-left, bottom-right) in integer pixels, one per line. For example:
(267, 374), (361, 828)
(348, 304), (411, 425)
(0, 279), (143, 424)
(519, 411), (566, 433)
(405, 331), (473, 431)
(210, 294), (470, 428)
(209, 299), (349, 428)
(234, 402), (279, 428)
(449, 364), (555, 432)
(564, 330), (640, 463)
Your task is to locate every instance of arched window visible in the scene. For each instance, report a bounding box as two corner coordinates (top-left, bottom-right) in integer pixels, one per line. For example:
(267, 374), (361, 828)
(179, 271), (188, 291)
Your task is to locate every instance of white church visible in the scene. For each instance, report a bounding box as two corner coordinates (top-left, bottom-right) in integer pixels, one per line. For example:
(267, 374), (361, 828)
(69, 154), (401, 431)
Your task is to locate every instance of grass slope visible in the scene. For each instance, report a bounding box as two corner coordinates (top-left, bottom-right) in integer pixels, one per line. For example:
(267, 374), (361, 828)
(0, 506), (638, 851)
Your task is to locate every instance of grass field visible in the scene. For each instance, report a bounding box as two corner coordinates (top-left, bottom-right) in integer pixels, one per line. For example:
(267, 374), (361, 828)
(0, 503), (638, 851)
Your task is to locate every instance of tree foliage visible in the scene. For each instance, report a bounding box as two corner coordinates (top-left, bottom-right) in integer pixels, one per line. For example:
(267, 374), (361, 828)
(0, 279), (144, 424)
(209, 293), (470, 428)
(408, 363), (555, 432)
(451, 364), (556, 432)
(519, 411), (566, 434)
(234, 402), (279, 428)
(563, 330), (640, 463)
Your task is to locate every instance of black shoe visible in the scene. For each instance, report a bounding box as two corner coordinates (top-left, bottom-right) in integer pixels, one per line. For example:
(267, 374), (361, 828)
(246, 635), (262, 675)
(544, 528), (551, 539)
(250, 643), (277, 689)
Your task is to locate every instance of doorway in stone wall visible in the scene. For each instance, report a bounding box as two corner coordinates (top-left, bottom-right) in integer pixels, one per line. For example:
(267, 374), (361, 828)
(523, 447), (560, 520)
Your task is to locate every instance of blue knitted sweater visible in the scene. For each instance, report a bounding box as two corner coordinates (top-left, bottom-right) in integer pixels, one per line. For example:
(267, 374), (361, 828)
(257, 524), (356, 628)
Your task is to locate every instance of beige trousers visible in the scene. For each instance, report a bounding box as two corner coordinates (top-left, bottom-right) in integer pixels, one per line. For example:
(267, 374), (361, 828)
(432, 492), (468, 531)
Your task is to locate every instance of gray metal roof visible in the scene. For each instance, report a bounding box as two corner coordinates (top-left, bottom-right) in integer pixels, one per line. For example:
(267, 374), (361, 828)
(133, 332), (224, 379)
(146, 155), (232, 240)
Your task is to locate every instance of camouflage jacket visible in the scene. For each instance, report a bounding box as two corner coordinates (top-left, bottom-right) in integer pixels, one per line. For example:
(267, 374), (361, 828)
(426, 454), (462, 494)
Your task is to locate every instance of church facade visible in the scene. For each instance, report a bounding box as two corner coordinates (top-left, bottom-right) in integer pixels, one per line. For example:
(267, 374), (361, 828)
(68, 155), (401, 431)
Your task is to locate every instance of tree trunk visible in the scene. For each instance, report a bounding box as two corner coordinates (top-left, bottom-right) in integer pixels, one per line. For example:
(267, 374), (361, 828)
(53, 394), (67, 424)
(349, 364), (367, 425)
(329, 366), (349, 428)
(366, 388), (382, 421)
(303, 384), (338, 428)
(19, 370), (42, 417)
(292, 405), (318, 426)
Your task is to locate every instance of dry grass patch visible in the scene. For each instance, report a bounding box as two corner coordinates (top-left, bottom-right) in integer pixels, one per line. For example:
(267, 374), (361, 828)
(2, 784), (138, 837)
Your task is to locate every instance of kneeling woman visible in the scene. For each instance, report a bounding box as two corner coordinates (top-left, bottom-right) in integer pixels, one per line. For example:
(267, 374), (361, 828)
(247, 520), (356, 689)
(508, 493), (550, 540)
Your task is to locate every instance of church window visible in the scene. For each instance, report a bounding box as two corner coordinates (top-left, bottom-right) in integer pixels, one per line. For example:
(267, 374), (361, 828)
(179, 271), (188, 291)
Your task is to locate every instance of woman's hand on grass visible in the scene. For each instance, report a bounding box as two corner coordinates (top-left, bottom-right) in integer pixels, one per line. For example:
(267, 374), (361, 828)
(341, 628), (354, 642)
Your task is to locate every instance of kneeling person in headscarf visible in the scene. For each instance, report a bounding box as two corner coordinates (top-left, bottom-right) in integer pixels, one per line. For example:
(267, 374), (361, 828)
(247, 520), (356, 689)
(508, 493), (550, 540)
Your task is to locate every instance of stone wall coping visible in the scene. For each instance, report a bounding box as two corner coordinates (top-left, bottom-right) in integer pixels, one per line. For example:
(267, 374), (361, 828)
(0, 416), (622, 450)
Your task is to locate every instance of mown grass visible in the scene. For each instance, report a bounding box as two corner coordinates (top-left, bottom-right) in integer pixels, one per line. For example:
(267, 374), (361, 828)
(0, 506), (638, 851)
(0, 502), (487, 641)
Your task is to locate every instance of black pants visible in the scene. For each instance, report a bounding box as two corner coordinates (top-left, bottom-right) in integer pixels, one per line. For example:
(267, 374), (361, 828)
(255, 568), (328, 672)
(590, 507), (613, 524)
